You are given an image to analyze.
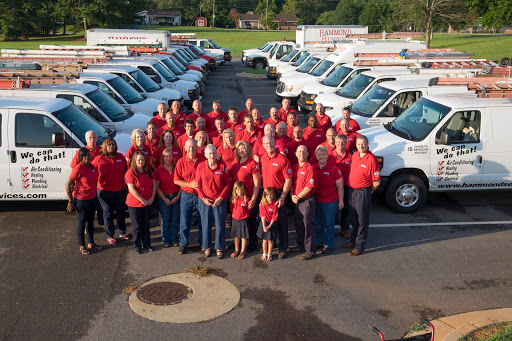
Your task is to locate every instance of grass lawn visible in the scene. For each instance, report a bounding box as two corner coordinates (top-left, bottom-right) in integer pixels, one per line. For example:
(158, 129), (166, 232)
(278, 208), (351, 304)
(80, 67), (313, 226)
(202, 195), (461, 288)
(1, 28), (510, 60)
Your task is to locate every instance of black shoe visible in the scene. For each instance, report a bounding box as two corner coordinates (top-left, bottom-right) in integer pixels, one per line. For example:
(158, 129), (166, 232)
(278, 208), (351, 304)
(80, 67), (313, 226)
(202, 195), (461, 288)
(135, 248), (142, 254)
(179, 246), (186, 254)
(146, 246), (154, 252)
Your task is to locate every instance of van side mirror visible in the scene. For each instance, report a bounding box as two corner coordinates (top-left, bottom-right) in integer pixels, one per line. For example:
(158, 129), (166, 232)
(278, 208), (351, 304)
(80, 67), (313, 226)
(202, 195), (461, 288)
(435, 131), (452, 145)
(53, 132), (69, 146)
(385, 103), (399, 117)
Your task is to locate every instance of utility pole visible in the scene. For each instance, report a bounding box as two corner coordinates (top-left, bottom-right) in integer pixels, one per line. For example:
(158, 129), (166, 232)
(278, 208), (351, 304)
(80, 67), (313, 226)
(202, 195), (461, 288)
(265, 0), (268, 31)
(212, 0), (215, 28)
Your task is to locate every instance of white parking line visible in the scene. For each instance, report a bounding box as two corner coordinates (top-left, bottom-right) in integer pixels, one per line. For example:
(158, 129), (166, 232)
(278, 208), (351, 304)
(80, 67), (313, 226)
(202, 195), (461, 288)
(368, 221), (512, 228)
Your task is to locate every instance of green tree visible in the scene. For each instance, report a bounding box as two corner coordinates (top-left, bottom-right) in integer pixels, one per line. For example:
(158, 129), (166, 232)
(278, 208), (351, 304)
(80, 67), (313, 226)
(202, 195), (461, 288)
(359, 0), (391, 33)
(316, 10), (334, 25)
(331, 0), (360, 25)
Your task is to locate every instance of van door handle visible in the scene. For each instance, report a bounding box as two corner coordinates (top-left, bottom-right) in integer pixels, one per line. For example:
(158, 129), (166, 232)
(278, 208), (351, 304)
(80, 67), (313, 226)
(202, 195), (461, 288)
(476, 155), (482, 164)
(10, 150), (16, 163)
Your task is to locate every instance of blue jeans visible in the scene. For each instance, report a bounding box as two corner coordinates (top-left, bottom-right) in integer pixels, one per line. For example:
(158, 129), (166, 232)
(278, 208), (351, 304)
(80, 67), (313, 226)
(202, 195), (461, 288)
(74, 197), (96, 247)
(97, 188), (127, 238)
(179, 192), (203, 247)
(315, 201), (338, 249)
(157, 193), (180, 245)
(197, 198), (227, 251)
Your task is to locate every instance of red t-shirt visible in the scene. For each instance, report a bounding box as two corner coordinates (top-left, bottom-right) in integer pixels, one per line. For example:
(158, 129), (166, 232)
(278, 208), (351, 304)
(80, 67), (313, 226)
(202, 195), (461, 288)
(303, 127), (326, 151)
(70, 145), (101, 169)
(156, 125), (185, 141)
(286, 125), (297, 139)
(224, 120), (239, 130)
(217, 144), (237, 169)
(126, 145), (152, 166)
(91, 153), (126, 192)
(185, 112), (212, 131)
(263, 117), (282, 127)
(286, 139), (310, 166)
(252, 136), (288, 158)
(329, 149), (352, 186)
(278, 108), (297, 122)
(174, 112), (187, 127)
(195, 160), (231, 200)
(237, 109), (250, 123)
(344, 131), (361, 154)
(152, 145), (182, 168)
(260, 151), (292, 190)
(70, 163), (98, 200)
(254, 120), (265, 130)
(154, 165), (180, 194)
(314, 162), (342, 203)
(210, 131), (223, 148)
(125, 168), (154, 207)
(319, 141), (336, 155)
(315, 113), (333, 132)
(348, 151), (380, 189)
(292, 162), (316, 198)
(207, 110), (228, 122)
(334, 118), (361, 134)
(174, 154), (206, 194)
(231, 197), (251, 220)
(259, 202), (278, 222)
(150, 115), (167, 129)
(145, 135), (159, 154)
(236, 128), (263, 148)
(230, 158), (260, 196)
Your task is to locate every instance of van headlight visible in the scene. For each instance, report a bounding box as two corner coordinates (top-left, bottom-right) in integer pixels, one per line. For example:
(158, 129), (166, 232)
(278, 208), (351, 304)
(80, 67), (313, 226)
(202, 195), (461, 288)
(376, 156), (384, 170)
(284, 84), (293, 92)
(324, 106), (333, 111)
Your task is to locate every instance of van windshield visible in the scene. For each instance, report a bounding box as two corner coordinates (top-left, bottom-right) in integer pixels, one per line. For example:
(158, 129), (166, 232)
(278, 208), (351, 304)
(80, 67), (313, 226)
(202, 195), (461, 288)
(310, 59), (333, 76)
(170, 56), (187, 71)
(281, 50), (298, 62)
(385, 97), (451, 141)
(336, 74), (374, 99)
(87, 89), (131, 122)
(322, 65), (353, 87)
(269, 44), (279, 58)
(262, 44), (274, 52)
(209, 40), (221, 49)
(351, 85), (395, 118)
(161, 57), (184, 75)
(108, 77), (145, 103)
(259, 43), (269, 50)
(297, 57), (319, 73)
(129, 70), (161, 92)
(53, 104), (111, 145)
(177, 50), (192, 62)
(293, 52), (310, 66)
(188, 45), (204, 56)
(173, 52), (189, 65)
(153, 62), (178, 82)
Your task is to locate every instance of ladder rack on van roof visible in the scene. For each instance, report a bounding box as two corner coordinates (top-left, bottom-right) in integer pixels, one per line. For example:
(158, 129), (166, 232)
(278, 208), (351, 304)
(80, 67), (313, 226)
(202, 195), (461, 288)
(354, 58), (487, 67)
(429, 77), (512, 86)
(0, 71), (79, 84)
(354, 49), (458, 58)
(480, 66), (512, 76)
(347, 32), (425, 39)
(0, 62), (86, 72)
(0, 79), (30, 88)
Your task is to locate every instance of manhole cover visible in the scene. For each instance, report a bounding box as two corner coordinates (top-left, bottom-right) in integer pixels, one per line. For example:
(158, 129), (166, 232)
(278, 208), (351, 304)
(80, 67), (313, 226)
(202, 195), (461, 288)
(136, 282), (192, 306)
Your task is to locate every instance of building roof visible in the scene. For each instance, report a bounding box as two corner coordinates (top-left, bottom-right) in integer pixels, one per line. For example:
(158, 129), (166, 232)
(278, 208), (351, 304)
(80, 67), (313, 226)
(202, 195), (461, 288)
(240, 12), (264, 21)
(146, 10), (181, 17)
(272, 14), (298, 23)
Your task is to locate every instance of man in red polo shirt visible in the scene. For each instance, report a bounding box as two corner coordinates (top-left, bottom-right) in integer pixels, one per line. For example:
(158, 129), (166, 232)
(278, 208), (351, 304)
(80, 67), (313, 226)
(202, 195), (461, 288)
(285, 112), (298, 138)
(225, 107), (243, 133)
(253, 123), (288, 161)
(251, 108), (265, 130)
(174, 138), (206, 254)
(276, 122), (292, 145)
(263, 107), (281, 127)
(291, 144), (317, 260)
(278, 98), (297, 122)
(237, 98), (254, 123)
(286, 126), (310, 166)
(334, 107), (361, 133)
(186, 100), (213, 131)
(337, 119), (360, 153)
(156, 112), (185, 140)
(150, 102), (168, 130)
(207, 100), (228, 122)
(303, 115), (325, 152)
(314, 103), (333, 132)
(171, 100), (187, 127)
(319, 128), (336, 155)
(329, 134), (352, 239)
(343, 135), (380, 256)
(236, 114), (263, 148)
(177, 119), (196, 151)
(145, 121), (159, 154)
(260, 135), (292, 259)
(210, 117), (225, 148)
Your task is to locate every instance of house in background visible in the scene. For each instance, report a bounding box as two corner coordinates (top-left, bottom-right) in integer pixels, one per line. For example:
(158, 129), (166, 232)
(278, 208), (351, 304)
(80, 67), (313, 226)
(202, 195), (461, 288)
(272, 14), (298, 30)
(239, 12), (264, 29)
(136, 10), (182, 25)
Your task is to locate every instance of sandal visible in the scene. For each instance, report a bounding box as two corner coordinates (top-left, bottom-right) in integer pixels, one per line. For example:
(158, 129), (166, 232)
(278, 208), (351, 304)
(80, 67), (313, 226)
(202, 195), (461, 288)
(231, 250), (240, 258)
(261, 253), (267, 261)
(267, 253), (272, 262)
(87, 243), (103, 250)
(238, 252), (246, 260)
(205, 248), (212, 257)
(217, 250), (224, 259)
(79, 246), (90, 255)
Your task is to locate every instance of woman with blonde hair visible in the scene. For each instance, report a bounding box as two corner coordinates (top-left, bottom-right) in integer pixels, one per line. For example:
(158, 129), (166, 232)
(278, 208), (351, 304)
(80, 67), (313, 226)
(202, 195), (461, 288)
(126, 128), (152, 166)
(194, 130), (210, 158)
(217, 129), (237, 169)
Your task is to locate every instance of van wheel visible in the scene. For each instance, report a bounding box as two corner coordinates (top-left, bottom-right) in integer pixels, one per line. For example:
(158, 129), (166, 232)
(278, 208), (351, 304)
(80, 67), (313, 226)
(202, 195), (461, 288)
(253, 60), (265, 69)
(385, 174), (427, 213)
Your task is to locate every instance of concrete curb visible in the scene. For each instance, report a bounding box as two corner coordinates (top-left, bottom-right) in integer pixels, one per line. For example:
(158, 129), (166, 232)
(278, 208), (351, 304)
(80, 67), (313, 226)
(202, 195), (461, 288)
(236, 72), (267, 79)
(430, 308), (512, 340)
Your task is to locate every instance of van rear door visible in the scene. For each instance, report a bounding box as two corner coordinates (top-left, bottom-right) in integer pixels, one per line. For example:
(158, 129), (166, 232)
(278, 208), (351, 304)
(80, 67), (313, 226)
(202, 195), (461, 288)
(483, 108), (512, 185)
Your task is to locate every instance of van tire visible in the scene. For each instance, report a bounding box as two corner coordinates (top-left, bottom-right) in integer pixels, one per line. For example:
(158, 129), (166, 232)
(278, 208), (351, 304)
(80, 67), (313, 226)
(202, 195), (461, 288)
(253, 60), (265, 69)
(384, 174), (427, 213)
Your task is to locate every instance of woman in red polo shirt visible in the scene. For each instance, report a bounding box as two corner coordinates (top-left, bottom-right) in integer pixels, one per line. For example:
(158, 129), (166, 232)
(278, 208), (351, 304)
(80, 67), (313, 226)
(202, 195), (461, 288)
(65, 147), (101, 255)
(92, 138), (129, 245)
(126, 129), (152, 166)
(194, 130), (210, 158)
(125, 151), (157, 254)
(314, 145), (344, 254)
(155, 148), (182, 247)
(217, 129), (237, 169)
(152, 130), (182, 169)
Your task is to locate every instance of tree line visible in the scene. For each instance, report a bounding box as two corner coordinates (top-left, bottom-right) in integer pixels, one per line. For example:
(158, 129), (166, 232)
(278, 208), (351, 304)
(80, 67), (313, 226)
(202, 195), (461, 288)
(1, 0), (510, 43)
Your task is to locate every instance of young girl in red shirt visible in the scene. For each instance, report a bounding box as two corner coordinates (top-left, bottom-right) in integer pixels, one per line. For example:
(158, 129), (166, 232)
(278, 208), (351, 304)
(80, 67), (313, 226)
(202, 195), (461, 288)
(257, 187), (279, 261)
(230, 181), (250, 260)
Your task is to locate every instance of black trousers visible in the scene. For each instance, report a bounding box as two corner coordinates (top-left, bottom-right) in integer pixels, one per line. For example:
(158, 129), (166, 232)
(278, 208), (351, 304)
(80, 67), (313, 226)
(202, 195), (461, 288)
(74, 197), (95, 247)
(347, 187), (372, 252)
(274, 190), (289, 251)
(128, 206), (151, 250)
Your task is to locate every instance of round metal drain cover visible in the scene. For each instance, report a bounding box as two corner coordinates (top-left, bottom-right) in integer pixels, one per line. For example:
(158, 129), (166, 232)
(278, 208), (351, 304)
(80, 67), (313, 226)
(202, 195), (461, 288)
(136, 282), (192, 306)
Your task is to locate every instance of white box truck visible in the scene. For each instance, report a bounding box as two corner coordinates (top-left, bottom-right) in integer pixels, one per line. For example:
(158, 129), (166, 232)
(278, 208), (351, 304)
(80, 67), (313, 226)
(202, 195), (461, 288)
(87, 29), (173, 49)
(295, 25), (369, 47)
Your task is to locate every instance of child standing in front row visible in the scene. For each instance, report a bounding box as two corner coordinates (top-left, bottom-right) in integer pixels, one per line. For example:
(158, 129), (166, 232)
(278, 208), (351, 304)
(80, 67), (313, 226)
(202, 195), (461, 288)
(257, 187), (279, 261)
(230, 181), (251, 259)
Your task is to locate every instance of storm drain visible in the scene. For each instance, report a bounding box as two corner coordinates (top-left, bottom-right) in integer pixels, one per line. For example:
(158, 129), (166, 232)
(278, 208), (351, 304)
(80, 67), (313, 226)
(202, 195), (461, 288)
(136, 282), (192, 306)
(129, 273), (240, 323)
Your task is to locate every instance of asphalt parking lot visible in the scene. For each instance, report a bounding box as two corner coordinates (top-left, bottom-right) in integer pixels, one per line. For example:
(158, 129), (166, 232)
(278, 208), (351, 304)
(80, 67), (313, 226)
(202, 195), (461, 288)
(1, 61), (512, 341)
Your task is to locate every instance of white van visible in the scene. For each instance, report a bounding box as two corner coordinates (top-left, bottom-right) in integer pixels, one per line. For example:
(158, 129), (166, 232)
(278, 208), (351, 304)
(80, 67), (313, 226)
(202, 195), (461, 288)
(0, 97), (131, 200)
(330, 79), (471, 129)
(0, 84), (152, 133)
(266, 48), (310, 80)
(364, 94), (512, 213)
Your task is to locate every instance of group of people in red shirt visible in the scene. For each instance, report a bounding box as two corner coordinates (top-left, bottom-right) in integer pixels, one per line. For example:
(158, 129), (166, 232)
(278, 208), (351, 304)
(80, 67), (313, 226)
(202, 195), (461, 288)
(65, 97), (380, 259)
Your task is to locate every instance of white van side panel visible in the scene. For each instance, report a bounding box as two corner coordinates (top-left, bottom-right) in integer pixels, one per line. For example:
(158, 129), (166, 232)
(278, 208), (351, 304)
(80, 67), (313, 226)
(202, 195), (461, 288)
(0, 109), (11, 196)
(483, 108), (512, 185)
